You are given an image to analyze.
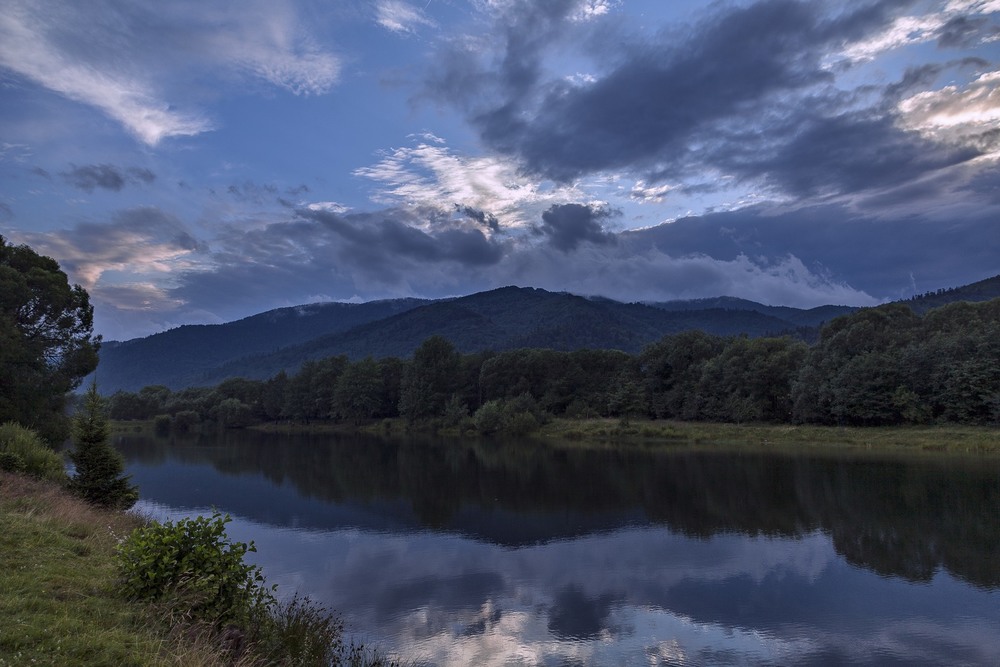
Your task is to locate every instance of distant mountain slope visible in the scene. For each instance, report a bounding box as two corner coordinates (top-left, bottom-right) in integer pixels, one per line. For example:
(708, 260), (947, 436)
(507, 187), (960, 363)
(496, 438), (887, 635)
(193, 287), (798, 385)
(93, 298), (428, 391)
(95, 276), (1000, 393)
(646, 296), (858, 328)
(903, 274), (1000, 314)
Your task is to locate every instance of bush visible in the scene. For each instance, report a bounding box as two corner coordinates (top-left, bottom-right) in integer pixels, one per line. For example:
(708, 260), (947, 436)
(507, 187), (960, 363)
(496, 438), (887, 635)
(0, 450), (27, 473)
(153, 414), (172, 436)
(473, 400), (505, 435)
(0, 422), (67, 482)
(115, 512), (275, 627)
(172, 410), (201, 434)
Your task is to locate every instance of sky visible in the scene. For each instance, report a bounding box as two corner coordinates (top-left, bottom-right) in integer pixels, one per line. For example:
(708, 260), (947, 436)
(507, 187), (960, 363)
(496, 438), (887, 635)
(1, 0), (998, 341)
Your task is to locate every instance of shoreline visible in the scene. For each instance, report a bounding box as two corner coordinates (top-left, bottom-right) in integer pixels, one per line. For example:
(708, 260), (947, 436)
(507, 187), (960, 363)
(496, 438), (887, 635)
(114, 417), (1000, 455)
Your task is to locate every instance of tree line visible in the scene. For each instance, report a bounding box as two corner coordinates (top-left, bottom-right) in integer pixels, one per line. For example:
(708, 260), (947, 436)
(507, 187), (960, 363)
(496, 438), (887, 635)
(108, 298), (1000, 433)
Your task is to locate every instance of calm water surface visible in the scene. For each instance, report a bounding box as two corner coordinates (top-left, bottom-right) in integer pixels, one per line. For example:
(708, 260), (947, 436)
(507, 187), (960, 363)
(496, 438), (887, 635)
(113, 431), (1000, 666)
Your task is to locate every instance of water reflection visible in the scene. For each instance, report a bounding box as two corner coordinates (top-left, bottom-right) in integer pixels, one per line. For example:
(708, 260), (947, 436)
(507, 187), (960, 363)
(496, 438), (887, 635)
(116, 431), (1000, 665)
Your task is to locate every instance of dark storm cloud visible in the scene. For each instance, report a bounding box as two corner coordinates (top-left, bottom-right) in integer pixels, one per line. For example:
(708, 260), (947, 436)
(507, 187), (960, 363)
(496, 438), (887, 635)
(165, 207), (509, 323)
(61, 164), (156, 192)
(30, 166), (51, 180)
(430, 0), (918, 185)
(936, 15), (998, 48)
(299, 207), (504, 266)
(626, 203), (1000, 299)
(456, 205), (501, 233)
(537, 203), (617, 252)
(0, 201), (12, 220)
(712, 112), (978, 198)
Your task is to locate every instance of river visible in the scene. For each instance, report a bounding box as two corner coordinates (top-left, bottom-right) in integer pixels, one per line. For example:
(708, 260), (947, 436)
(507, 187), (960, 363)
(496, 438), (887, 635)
(112, 430), (1000, 666)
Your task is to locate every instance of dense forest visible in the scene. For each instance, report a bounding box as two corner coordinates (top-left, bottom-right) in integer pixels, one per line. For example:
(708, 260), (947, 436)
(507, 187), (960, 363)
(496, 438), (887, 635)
(93, 286), (854, 392)
(107, 297), (1000, 432)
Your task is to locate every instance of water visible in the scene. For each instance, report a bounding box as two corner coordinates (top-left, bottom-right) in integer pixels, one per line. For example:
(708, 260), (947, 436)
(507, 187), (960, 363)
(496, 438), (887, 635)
(112, 430), (1000, 666)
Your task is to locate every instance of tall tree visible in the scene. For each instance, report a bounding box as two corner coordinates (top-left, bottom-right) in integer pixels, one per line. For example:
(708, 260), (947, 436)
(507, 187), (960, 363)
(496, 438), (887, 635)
(398, 336), (461, 421)
(0, 236), (100, 442)
(68, 382), (138, 509)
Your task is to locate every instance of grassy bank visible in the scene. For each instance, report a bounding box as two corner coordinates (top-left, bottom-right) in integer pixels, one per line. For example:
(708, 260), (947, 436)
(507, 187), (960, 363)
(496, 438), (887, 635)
(0, 471), (222, 666)
(0, 472), (404, 666)
(116, 416), (1000, 454)
(533, 418), (1000, 453)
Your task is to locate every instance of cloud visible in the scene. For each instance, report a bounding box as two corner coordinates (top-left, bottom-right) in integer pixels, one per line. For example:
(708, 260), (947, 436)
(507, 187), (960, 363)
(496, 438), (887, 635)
(536, 203), (617, 252)
(354, 140), (590, 230)
(456, 205), (501, 233)
(61, 164), (156, 192)
(430, 1), (907, 182)
(376, 0), (436, 34)
(10, 206), (204, 290)
(936, 14), (998, 47)
(630, 181), (674, 204)
(897, 69), (1000, 154)
(424, 0), (998, 212)
(626, 203), (1000, 300)
(0, 0), (340, 145)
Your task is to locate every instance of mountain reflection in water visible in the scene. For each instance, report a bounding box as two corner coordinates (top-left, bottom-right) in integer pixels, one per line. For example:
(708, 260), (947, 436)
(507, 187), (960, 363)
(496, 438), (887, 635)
(115, 431), (1000, 666)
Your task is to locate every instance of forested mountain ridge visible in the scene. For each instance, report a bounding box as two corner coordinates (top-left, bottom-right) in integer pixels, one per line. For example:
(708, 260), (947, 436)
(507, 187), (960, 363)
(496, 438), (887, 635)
(646, 296), (858, 328)
(93, 298), (428, 391)
(903, 274), (1000, 314)
(197, 287), (798, 386)
(93, 276), (1000, 393)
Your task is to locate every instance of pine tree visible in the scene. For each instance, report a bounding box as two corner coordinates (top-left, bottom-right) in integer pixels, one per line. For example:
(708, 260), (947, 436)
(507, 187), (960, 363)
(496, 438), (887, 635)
(68, 382), (138, 509)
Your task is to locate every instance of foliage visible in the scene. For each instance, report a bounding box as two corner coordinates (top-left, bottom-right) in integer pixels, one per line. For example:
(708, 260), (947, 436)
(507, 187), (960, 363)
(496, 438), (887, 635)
(0, 236), (100, 443)
(399, 336), (460, 421)
(106, 296), (1000, 430)
(0, 421), (67, 482)
(115, 511), (275, 627)
(0, 471), (218, 666)
(473, 393), (546, 436)
(68, 383), (138, 509)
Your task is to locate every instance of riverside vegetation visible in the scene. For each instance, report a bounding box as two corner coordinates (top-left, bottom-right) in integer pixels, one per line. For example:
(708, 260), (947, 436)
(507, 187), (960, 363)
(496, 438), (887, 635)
(0, 409), (401, 666)
(108, 298), (1000, 440)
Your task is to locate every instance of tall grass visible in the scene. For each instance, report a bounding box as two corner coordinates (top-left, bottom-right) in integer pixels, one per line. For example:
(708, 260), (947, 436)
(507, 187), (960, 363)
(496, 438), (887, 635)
(0, 421), (67, 482)
(0, 471), (405, 666)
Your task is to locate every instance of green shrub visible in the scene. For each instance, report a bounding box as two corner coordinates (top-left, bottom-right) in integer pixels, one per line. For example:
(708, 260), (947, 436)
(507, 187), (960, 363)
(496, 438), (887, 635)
(0, 421), (67, 482)
(153, 414), (172, 436)
(473, 400), (505, 435)
(172, 410), (201, 434)
(0, 450), (27, 473)
(115, 512), (275, 626)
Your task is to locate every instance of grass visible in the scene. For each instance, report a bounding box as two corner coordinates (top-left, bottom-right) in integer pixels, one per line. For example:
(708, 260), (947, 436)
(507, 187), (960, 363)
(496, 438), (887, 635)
(0, 471), (408, 666)
(0, 471), (231, 666)
(533, 418), (1000, 454)
(118, 416), (1000, 455)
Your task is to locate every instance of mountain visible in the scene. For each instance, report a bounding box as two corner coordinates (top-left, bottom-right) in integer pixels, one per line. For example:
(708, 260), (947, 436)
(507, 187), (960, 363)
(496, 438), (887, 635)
(92, 298), (428, 391)
(902, 274), (1000, 314)
(646, 296), (857, 328)
(94, 276), (999, 393)
(196, 287), (798, 386)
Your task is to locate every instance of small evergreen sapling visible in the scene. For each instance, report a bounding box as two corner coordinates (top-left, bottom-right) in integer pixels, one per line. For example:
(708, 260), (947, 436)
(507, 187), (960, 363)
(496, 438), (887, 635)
(68, 382), (138, 509)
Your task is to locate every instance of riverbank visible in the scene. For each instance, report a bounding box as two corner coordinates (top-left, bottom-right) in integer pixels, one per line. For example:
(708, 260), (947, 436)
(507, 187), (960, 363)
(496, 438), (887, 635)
(0, 471), (219, 665)
(247, 418), (1000, 454)
(0, 471), (404, 666)
(113, 416), (1000, 455)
